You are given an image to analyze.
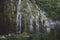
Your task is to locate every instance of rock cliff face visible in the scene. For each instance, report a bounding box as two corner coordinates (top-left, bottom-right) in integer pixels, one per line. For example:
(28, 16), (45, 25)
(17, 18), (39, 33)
(0, 0), (42, 34)
(0, 0), (18, 34)
(20, 0), (39, 32)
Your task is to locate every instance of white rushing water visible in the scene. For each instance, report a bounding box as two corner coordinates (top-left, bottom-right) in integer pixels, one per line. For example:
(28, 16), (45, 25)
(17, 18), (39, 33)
(40, 10), (56, 33)
(16, 0), (56, 33)
(16, 0), (22, 34)
(27, 2), (34, 32)
(36, 12), (39, 33)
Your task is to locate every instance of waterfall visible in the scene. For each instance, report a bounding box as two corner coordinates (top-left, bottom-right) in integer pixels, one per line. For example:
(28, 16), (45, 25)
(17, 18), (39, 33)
(16, 0), (22, 34)
(36, 12), (39, 33)
(27, 2), (34, 32)
(40, 10), (56, 33)
(15, 0), (56, 33)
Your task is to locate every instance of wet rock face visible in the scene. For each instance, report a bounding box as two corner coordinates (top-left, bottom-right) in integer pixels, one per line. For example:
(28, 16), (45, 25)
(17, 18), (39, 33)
(18, 0), (40, 33)
(0, 0), (18, 34)
(0, 0), (8, 34)
(0, 0), (41, 34)
(0, 16), (9, 35)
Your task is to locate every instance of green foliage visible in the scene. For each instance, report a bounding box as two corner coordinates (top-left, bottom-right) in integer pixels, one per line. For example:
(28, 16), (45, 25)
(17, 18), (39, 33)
(0, 26), (60, 40)
(35, 0), (60, 20)
(0, 34), (56, 40)
(0, 24), (60, 40)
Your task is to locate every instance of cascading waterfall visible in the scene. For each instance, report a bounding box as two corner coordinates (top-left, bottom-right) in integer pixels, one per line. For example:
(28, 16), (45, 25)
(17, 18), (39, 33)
(40, 10), (56, 33)
(46, 19), (56, 33)
(36, 12), (39, 33)
(27, 2), (34, 32)
(16, 0), (22, 34)
(40, 10), (46, 25)
(15, 0), (56, 34)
